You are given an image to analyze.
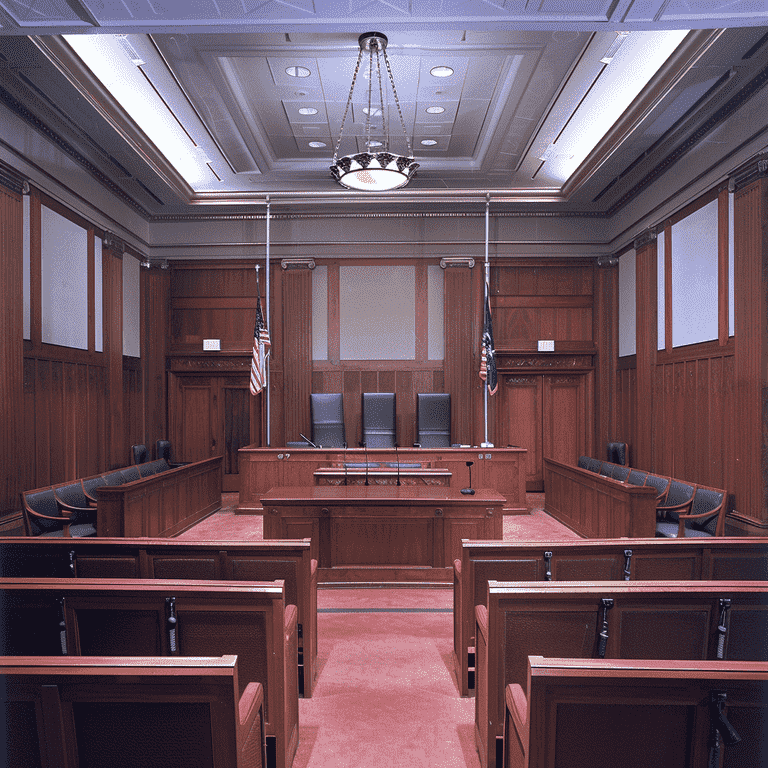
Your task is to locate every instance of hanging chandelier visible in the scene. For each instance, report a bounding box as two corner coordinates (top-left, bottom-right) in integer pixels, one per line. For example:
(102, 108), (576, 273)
(330, 32), (419, 191)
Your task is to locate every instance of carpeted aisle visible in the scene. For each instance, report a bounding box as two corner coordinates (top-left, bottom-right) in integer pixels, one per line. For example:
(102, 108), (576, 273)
(295, 591), (477, 768)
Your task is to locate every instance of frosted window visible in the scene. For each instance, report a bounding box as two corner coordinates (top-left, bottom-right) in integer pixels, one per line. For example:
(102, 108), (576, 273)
(23, 195), (30, 340)
(95, 237), (103, 352)
(618, 249), (636, 357)
(671, 199), (718, 348)
(728, 192), (735, 337)
(123, 255), (140, 357)
(312, 265), (328, 360)
(340, 265), (415, 360)
(41, 206), (88, 350)
(657, 232), (665, 350)
(428, 265), (444, 360)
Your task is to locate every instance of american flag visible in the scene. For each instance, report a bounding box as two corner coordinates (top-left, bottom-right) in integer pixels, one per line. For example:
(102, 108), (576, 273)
(250, 291), (271, 396)
(479, 285), (497, 395)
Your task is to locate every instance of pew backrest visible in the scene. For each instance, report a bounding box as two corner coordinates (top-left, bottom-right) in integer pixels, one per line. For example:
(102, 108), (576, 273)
(0, 655), (266, 768)
(475, 579), (768, 768)
(505, 657), (768, 768)
(0, 577), (298, 768)
(0, 536), (318, 698)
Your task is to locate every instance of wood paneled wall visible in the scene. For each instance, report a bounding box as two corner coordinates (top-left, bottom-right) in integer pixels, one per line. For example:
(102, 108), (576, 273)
(2, 186), (171, 520)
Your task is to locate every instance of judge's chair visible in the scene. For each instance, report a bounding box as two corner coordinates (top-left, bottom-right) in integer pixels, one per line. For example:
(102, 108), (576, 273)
(361, 393), (396, 448)
(131, 444), (148, 465)
(415, 393), (451, 447)
(310, 393), (346, 448)
(607, 441), (629, 465)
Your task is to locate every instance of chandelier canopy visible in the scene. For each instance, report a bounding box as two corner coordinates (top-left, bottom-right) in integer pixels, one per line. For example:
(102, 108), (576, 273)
(330, 32), (419, 192)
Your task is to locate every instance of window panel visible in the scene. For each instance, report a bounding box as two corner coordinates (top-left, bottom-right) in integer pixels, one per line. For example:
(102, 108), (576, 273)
(312, 265), (328, 361)
(618, 249), (636, 357)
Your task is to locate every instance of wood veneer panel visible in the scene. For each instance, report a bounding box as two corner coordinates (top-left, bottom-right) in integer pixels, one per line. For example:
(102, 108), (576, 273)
(281, 270), (312, 444)
(0, 188), (23, 515)
(634, 239), (657, 470)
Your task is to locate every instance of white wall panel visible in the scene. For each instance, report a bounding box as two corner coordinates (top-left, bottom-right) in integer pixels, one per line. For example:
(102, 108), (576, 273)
(312, 265), (328, 360)
(123, 254), (140, 357)
(428, 264), (444, 360)
(618, 248), (636, 357)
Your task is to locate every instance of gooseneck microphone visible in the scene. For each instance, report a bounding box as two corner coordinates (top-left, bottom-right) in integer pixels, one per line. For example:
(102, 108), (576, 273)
(299, 433), (318, 448)
(394, 442), (401, 486)
(461, 461), (475, 495)
(343, 441), (348, 486)
(363, 440), (369, 486)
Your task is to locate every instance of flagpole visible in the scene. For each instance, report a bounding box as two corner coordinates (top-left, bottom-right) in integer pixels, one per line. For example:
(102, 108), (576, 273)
(265, 197), (271, 447)
(482, 196), (493, 448)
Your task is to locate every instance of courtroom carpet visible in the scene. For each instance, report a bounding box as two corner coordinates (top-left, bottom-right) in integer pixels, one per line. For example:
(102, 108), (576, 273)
(177, 494), (578, 768)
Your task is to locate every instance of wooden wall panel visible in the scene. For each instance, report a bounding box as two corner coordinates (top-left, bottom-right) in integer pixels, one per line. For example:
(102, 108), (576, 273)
(0, 187), (23, 516)
(143, 270), (170, 449)
(615, 366), (636, 464)
(281, 270), (312, 444)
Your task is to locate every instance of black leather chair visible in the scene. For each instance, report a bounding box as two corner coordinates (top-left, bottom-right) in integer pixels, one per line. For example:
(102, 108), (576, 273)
(656, 485), (725, 537)
(415, 393), (451, 448)
(310, 393), (346, 448)
(121, 466), (141, 483)
(626, 469), (648, 486)
(361, 392), (396, 448)
(655, 479), (695, 531)
(611, 465), (631, 482)
(21, 488), (96, 538)
(607, 441), (628, 465)
(156, 440), (186, 468)
(131, 444), (148, 465)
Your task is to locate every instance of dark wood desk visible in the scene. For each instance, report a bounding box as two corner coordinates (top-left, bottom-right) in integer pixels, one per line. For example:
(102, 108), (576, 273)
(239, 446), (526, 514)
(261, 485), (505, 583)
(314, 467), (451, 486)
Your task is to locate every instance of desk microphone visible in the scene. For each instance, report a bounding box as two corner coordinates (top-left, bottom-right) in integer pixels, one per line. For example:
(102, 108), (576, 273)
(363, 441), (369, 486)
(461, 461), (475, 495)
(343, 441), (348, 486)
(299, 433), (318, 448)
(394, 442), (401, 486)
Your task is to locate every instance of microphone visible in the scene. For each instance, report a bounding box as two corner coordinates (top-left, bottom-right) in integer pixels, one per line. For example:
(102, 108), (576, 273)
(299, 433), (318, 448)
(394, 442), (401, 486)
(461, 461), (475, 495)
(363, 441), (369, 486)
(343, 441), (348, 486)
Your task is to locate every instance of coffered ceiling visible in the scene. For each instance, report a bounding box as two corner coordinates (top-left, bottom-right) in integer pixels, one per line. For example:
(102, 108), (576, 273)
(0, 0), (766, 217)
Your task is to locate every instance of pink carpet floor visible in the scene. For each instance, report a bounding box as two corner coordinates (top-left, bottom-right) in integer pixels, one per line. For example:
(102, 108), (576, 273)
(176, 494), (578, 768)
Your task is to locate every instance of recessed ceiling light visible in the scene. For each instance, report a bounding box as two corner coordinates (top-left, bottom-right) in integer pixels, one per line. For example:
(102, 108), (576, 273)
(430, 66), (454, 78)
(421, 139), (438, 146)
(369, 140), (383, 147)
(298, 107), (318, 116)
(308, 141), (326, 148)
(426, 106), (445, 114)
(286, 66), (311, 78)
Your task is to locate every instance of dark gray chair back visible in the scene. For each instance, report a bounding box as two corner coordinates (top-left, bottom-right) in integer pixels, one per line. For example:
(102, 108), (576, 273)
(607, 441), (628, 465)
(156, 439), (172, 461)
(361, 392), (396, 448)
(416, 393), (451, 447)
(659, 480), (695, 522)
(121, 466), (141, 483)
(612, 465), (631, 482)
(626, 469), (648, 486)
(131, 444), (148, 465)
(310, 393), (346, 448)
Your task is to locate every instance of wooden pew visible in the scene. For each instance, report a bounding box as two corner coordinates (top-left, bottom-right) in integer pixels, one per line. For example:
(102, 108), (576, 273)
(505, 657), (768, 768)
(0, 577), (299, 768)
(0, 655), (266, 768)
(453, 536), (768, 695)
(543, 457), (658, 537)
(475, 580), (768, 768)
(0, 536), (318, 698)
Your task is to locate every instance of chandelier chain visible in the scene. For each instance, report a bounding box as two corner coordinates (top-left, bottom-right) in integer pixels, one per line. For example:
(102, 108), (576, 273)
(383, 48), (413, 158)
(365, 44), (374, 151)
(333, 43), (365, 162)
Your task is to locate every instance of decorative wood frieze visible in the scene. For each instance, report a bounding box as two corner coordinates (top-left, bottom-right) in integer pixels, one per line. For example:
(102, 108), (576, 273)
(169, 356), (250, 373)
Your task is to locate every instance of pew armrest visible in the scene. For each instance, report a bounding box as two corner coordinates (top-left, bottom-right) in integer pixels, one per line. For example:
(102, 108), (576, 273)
(453, 558), (461, 576)
(238, 681), (267, 768)
(475, 604), (488, 644)
(505, 683), (529, 755)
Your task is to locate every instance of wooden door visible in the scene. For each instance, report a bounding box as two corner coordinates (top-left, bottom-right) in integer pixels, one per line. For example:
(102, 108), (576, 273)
(501, 373), (590, 491)
(502, 376), (543, 491)
(169, 374), (258, 493)
(543, 374), (588, 467)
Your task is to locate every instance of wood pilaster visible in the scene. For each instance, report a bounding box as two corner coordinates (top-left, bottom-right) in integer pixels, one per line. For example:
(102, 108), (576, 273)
(104, 246), (124, 469)
(594, 259), (619, 461)
(634, 233), (658, 471)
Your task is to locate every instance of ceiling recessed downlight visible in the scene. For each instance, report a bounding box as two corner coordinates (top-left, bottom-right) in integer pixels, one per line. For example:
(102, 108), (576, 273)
(430, 66), (453, 78)
(426, 106), (445, 114)
(369, 140), (383, 147)
(286, 66), (311, 78)
(421, 139), (438, 146)
(308, 141), (326, 148)
(298, 107), (319, 115)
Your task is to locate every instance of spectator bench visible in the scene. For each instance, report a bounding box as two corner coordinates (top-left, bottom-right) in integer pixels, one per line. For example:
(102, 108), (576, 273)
(475, 579), (768, 768)
(0, 655), (266, 768)
(0, 577), (298, 768)
(0, 536), (318, 698)
(504, 657), (768, 768)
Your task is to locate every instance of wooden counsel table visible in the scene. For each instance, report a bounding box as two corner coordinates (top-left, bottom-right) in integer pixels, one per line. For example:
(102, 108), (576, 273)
(261, 485), (505, 583)
(239, 446), (526, 514)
